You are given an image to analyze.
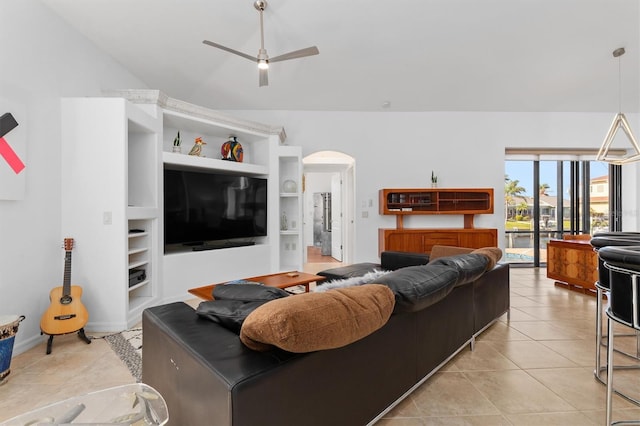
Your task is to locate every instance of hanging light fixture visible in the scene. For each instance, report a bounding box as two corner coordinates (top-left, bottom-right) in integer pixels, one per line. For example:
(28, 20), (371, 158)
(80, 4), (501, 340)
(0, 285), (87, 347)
(597, 47), (640, 164)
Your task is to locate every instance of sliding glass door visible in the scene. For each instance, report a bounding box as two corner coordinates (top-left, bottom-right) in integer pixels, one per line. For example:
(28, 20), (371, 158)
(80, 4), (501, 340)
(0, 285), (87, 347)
(504, 159), (616, 266)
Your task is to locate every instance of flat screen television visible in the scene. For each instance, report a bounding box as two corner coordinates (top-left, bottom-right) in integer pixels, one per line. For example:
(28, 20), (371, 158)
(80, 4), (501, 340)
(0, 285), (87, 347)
(164, 168), (267, 249)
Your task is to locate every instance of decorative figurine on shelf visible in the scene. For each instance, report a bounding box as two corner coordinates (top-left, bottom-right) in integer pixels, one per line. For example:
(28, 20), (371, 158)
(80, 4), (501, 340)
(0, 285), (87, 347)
(188, 137), (206, 156)
(431, 171), (438, 188)
(282, 179), (297, 193)
(221, 136), (244, 162)
(172, 131), (182, 153)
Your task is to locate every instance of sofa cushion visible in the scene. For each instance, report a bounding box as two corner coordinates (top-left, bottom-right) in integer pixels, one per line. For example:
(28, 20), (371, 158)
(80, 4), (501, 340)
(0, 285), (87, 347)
(429, 245), (503, 271)
(212, 283), (290, 302)
(196, 300), (267, 333)
(374, 264), (460, 313)
(240, 284), (395, 353)
(381, 251), (430, 270)
(429, 245), (474, 260)
(428, 253), (489, 286)
(471, 247), (503, 270)
(316, 262), (382, 281)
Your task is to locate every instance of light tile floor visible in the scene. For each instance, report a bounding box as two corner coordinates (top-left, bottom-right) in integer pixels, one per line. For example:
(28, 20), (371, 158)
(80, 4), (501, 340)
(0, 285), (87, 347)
(1, 267), (639, 424)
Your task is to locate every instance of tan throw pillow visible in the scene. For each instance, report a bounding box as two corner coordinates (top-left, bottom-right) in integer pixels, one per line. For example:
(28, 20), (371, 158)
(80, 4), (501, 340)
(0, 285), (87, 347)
(429, 245), (473, 261)
(471, 247), (503, 270)
(240, 284), (395, 353)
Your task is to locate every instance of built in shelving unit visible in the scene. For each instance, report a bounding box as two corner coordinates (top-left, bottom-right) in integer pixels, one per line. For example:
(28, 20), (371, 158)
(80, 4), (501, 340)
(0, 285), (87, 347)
(62, 91), (302, 330)
(278, 145), (303, 271)
(61, 97), (161, 330)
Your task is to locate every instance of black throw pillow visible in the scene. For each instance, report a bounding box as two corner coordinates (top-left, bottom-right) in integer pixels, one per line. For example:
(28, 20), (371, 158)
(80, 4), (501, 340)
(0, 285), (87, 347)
(196, 300), (267, 334)
(375, 264), (460, 313)
(428, 253), (488, 286)
(212, 283), (290, 302)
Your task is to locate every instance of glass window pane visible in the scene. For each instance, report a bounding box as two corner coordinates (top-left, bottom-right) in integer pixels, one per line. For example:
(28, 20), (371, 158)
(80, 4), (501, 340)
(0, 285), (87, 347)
(504, 161), (533, 264)
(538, 161), (559, 263)
(590, 161), (609, 234)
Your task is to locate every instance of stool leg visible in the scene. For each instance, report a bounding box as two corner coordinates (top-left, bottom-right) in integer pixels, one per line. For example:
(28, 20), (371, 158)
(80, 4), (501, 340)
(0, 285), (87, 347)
(596, 286), (604, 381)
(606, 315), (615, 426)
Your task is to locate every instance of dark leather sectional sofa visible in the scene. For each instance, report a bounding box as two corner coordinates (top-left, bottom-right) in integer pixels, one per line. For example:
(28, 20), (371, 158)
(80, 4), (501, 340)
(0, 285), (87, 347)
(142, 250), (510, 425)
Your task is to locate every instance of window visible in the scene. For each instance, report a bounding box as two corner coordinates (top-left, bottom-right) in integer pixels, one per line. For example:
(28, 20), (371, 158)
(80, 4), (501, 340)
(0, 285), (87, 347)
(505, 157), (620, 266)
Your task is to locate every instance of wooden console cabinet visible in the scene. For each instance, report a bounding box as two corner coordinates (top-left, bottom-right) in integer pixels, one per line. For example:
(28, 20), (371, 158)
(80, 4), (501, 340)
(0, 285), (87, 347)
(378, 188), (497, 254)
(546, 238), (598, 294)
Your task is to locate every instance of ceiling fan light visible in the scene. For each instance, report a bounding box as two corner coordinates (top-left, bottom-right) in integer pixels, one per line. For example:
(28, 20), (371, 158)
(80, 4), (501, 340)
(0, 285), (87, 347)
(258, 59), (269, 70)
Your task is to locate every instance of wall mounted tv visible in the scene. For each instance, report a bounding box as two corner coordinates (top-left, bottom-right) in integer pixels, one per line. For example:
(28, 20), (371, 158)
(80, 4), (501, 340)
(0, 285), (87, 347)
(164, 168), (267, 250)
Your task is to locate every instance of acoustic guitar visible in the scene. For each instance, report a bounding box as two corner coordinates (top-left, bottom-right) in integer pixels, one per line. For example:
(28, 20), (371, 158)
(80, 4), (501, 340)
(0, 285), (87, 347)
(40, 238), (89, 343)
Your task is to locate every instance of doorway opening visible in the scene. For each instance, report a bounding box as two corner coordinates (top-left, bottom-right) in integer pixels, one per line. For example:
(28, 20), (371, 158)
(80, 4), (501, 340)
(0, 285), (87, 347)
(302, 151), (355, 270)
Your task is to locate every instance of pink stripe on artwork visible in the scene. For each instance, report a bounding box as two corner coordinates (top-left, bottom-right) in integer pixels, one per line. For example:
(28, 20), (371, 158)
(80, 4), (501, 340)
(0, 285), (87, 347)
(0, 137), (25, 174)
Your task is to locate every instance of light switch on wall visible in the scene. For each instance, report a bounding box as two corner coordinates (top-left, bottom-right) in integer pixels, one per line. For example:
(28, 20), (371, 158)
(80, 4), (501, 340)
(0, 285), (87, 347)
(103, 211), (112, 225)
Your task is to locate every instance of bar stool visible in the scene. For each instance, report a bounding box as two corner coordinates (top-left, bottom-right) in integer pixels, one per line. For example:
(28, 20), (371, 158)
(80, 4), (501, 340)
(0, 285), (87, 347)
(591, 233), (640, 394)
(599, 245), (640, 425)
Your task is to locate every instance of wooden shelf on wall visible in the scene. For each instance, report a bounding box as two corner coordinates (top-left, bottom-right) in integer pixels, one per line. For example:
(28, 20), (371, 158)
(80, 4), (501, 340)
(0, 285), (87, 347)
(379, 188), (493, 229)
(378, 188), (497, 254)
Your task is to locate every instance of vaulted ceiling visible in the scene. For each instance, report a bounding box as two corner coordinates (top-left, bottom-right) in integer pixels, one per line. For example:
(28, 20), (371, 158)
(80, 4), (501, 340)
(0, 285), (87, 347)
(41, 0), (640, 112)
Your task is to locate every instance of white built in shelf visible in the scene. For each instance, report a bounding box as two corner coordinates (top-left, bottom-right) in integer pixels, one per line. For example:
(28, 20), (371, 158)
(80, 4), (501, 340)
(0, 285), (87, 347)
(127, 207), (157, 219)
(129, 260), (149, 269)
(128, 280), (150, 292)
(163, 152), (268, 175)
(128, 247), (148, 256)
(128, 231), (149, 239)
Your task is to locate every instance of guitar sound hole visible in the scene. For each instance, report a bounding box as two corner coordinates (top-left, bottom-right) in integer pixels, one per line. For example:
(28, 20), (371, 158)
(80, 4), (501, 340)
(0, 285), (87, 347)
(60, 295), (73, 305)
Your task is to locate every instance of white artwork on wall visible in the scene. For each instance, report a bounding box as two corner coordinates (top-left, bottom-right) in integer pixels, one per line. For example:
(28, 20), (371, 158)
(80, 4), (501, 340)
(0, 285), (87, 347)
(0, 95), (27, 200)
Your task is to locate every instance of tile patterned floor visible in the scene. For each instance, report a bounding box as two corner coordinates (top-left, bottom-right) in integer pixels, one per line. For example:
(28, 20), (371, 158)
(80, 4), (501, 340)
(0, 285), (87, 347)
(1, 267), (639, 424)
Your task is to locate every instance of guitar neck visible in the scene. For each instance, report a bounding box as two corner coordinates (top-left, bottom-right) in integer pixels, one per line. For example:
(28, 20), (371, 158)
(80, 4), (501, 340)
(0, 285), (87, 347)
(63, 251), (72, 296)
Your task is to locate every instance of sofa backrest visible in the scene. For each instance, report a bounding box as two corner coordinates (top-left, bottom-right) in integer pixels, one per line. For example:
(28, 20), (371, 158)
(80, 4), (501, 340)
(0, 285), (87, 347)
(380, 251), (429, 270)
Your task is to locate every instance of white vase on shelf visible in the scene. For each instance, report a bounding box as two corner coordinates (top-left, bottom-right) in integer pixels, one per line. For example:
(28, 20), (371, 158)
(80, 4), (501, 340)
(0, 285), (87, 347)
(282, 179), (297, 193)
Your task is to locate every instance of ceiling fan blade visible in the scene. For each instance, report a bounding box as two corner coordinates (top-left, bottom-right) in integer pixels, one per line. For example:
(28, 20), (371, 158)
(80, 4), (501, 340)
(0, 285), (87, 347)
(202, 40), (257, 62)
(269, 46), (319, 63)
(259, 68), (269, 87)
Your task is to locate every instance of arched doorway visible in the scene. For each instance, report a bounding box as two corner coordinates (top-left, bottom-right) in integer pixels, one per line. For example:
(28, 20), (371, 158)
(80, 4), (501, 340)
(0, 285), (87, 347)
(302, 151), (355, 266)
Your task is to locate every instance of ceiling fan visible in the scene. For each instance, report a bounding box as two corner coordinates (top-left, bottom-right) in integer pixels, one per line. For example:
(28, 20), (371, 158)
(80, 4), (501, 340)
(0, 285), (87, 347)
(203, 1), (319, 87)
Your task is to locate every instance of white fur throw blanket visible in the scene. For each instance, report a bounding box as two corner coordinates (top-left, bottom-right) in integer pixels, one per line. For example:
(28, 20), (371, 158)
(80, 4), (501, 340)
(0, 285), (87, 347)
(315, 270), (390, 292)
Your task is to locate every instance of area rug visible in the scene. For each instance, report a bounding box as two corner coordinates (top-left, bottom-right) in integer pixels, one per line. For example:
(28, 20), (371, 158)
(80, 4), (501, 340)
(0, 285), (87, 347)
(104, 327), (142, 383)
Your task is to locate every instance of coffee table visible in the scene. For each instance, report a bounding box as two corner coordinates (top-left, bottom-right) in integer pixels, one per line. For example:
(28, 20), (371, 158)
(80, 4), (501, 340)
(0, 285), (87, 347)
(188, 271), (326, 301)
(4, 383), (168, 425)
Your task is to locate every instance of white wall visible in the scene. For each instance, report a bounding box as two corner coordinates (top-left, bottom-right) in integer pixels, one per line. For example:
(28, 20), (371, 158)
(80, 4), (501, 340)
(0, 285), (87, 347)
(229, 110), (640, 263)
(0, 0), (147, 354)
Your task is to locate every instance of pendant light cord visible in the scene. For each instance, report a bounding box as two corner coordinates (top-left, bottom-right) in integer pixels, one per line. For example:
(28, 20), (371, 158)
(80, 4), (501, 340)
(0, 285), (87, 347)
(613, 46), (626, 113)
(618, 54), (622, 113)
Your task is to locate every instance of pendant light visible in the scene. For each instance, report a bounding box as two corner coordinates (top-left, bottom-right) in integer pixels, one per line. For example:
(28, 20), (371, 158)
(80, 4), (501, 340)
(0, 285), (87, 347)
(597, 47), (640, 164)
